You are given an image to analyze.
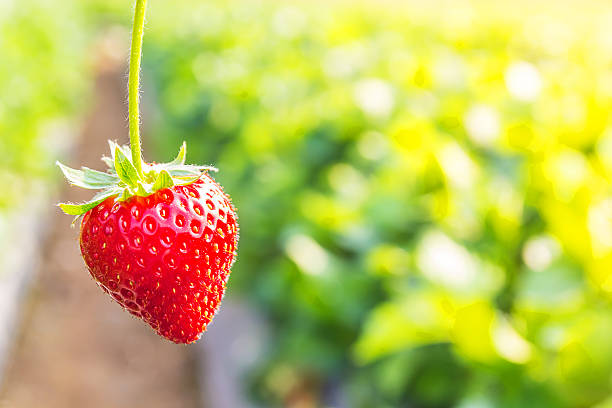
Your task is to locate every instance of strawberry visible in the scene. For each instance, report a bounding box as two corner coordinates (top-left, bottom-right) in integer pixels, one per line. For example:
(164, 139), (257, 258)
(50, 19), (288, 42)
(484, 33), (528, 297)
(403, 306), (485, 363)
(58, 142), (239, 344)
(57, 0), (238, 343)
(79, 174), (237, 343)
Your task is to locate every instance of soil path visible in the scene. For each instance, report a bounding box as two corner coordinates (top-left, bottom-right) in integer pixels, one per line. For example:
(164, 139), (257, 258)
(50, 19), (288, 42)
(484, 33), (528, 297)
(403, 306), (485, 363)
(0, 57), (201, 408)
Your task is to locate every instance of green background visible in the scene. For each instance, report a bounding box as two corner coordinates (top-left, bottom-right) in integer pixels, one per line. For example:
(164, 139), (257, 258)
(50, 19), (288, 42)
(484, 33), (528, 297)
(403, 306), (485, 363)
(4, 0), (612, 406)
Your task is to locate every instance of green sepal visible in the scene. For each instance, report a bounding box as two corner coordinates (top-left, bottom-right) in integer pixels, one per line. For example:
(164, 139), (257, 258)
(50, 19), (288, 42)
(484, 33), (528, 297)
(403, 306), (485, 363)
(108, 140), (132, 161)
(135, 182), (151, 196)
(58, 188), (120, 216)
(169, 142), (187, 166)
(153, 169), (174, 190)
(120, 188), (132, 201)
(166, 164), (217, 176)
(114, 147), (140, 187)
(58, 140), (216, 219)
(57, 161), (119, 189)
(101, 156), (114, 168)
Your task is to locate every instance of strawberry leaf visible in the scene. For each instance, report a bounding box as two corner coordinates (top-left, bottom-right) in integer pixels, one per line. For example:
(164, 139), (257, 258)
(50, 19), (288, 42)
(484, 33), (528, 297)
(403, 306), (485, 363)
(84, 168), (119, 184)
(58, 188), (120, 215)
(108, 140), (120, 160)
(101, 156), (114, 169)
(57, 162), (119, 189)
(166, 164), (218, 176)
(114, 147), (140, 187)
(153, 169), (174, 190)
(120, 187), (132, 201)
(58, 141), (218, 222)
(135, 182), (152, 196)
(169, 142), (187, 166)
(108, 140), (131, 161)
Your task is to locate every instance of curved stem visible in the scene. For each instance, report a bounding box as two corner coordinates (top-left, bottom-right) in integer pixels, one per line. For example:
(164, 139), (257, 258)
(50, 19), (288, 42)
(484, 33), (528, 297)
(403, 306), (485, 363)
(128, 0), (147, 178)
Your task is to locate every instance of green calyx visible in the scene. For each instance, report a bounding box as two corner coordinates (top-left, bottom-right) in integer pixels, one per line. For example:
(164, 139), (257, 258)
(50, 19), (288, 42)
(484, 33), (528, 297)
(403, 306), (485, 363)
(57, 141), (216, 217)
(57, 1), (210, 222)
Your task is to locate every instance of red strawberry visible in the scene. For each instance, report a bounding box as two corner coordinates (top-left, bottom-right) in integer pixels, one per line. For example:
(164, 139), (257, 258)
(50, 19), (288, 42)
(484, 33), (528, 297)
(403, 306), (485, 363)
(58, 140), (238, 343)
(78, 174), (238, 343)
(57, 0), (238, 344)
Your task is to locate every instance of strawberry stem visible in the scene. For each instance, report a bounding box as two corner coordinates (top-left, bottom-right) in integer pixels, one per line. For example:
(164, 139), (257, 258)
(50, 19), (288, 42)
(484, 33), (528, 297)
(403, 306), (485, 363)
(57, 0), (219, 218)
(128, 0), (148, 179)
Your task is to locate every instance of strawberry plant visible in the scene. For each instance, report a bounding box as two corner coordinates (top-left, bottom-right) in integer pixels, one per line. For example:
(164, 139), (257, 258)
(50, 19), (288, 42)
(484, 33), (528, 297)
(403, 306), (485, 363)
(57, 0), (238, 344)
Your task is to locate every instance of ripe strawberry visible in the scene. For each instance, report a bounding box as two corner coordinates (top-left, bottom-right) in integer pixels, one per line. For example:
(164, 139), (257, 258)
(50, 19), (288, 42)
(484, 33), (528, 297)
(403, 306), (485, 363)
(58, 1), (238, 343)
(58, 142), (238, 343)
(79, 175), (238, 343)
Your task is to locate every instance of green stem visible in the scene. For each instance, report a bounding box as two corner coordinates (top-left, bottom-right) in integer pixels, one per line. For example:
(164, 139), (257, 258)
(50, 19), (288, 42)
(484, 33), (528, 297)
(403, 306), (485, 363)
(128, 0), (147, 178)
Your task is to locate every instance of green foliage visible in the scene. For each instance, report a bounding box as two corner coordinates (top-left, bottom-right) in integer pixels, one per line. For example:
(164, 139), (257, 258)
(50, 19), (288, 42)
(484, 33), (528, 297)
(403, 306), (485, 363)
(138, 1), (612, 406)
(0, 0), (90, 209)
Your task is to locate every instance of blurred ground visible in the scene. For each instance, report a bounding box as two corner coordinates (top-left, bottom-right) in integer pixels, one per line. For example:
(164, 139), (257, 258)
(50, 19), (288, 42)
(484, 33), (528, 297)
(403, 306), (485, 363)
(0, 58), (201, 408)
